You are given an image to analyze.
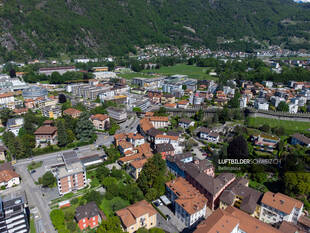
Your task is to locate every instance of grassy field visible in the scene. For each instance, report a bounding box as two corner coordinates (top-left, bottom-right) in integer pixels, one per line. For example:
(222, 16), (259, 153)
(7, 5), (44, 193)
(247, 117), (310, 134)
(118, 64), (217, 80)
(30, 217), (36, 233)
(118, 72), (153, 79)
(142, 64), (217, 80)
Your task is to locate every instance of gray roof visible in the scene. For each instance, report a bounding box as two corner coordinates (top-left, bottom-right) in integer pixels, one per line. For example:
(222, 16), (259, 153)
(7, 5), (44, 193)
(198, 127), (212, 134)
(179, 118), (194, 124)
(155, 143), (174, 153)
(292, 133), (310, 145)
(146, 128), (162, 137)
(75, 202), (102, 221)
(219, 178), (263, 214)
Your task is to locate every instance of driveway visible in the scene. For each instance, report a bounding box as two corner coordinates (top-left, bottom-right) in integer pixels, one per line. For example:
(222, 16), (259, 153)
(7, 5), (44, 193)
(158, 205), (185, 232)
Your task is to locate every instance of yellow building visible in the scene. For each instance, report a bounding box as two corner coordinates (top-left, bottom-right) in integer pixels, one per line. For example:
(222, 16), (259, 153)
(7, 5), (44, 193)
(219, 178), (262, 218)
(116, 200), (157, 233)
(93, 66), (108, 72)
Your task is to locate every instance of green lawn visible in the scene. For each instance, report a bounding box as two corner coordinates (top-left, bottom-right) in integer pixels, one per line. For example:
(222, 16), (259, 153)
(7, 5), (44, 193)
(30, 217), (36, 233)
(27, 161), (43, 171)
(247, 117), (310, 135)
(142, 64), (217, 80)
(118, 72), (153, 79)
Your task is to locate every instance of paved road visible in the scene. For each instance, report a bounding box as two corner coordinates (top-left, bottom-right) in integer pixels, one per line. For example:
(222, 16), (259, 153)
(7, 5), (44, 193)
(15, 166), (56, 233)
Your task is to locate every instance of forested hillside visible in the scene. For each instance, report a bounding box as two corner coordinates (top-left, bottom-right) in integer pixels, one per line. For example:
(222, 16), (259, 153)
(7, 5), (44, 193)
(1, 0), (310, 61)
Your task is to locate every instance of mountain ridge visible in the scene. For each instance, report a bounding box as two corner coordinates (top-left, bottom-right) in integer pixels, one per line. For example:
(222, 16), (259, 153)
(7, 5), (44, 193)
(1, 0), (310, 61)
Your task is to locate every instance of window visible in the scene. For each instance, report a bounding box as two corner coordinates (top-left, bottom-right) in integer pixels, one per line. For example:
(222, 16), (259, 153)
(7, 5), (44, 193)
(83, 219), (86, 223)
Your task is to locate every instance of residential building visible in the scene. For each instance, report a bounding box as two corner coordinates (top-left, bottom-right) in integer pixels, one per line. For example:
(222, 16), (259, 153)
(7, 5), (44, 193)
(56, 151), (87, 195)
(127, 133), (145, 147)
(197, 127), (220, 143)
(13, 108), (28, 115)
(166, 153), (214, 179)
(90, 114), (110, 130)
(118, 141), (134, 156)
(6, 117), (24, 136)
(177, 99), (190, 108)
(132, 77), (165, 89)
(114, 133), (127, 146)
(219, 178), (263, 218)
(251, 133), (279, 152)
(34, 124), (58, 147)
(39, 66), (76, 75)
(138, 118), (154, 136)
(63, 108), (82, 118)
(195, 206), (282, 233)
(288, 103), (298, 113)
(0, 92), (14, 108)
(75, 202), (105, 230)
(254, 98), (269, 110)
(185, 168), (235, 210)
(0, 146), (6, 161)
(291, 133), (310, 147)
(0, 167), (20, 188)
(161, 94), (175, 105)
(116, 200), (157, 233)
(239, 96), (247, 108)
(149, 116), (169, 129)
(107, 107), (127, 123)
(129, 158), (148, 180)
(22, 86), (48, 99)
(0, 193), (29, 233)
(166, 177), (207, 227)
(178, 118), (195, 129)
(42, 105), (62, 119)
(162, 75), (197, 93)
(259, 192), (303, 225)
(155, 143), (175, 159)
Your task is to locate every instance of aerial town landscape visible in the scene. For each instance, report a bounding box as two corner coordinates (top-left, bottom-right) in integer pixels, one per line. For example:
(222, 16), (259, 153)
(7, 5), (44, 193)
(0, 45), (308, 233)
(0, 0), (310, 232)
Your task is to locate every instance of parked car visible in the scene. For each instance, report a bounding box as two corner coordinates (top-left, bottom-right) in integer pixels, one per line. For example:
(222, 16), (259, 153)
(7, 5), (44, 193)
(30, 170), (36, 174)
(152, 199), (163, 207)
(166, 215), (171, 221)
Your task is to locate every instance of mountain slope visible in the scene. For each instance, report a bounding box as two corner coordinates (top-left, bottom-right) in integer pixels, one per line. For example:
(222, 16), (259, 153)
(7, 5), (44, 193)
(0, 0), (310, 61)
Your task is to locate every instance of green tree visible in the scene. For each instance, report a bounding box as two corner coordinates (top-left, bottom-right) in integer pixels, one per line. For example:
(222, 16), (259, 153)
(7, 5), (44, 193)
(57, 119), (68, 147)
(0, 108), (13, 126)
(75, 112), (95, 141)
(137, 154), (166, 198)
(133, 107), (142, 113)
(41, 171), (56, 187)
(277, 101), (289, 112)
(96, 216), (123, 233)
(227, 136), (248, 159)
(50, 209), (65, 230)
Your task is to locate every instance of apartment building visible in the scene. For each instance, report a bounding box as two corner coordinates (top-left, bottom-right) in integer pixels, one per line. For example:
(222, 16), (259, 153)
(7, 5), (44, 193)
(197, 127), (220, 143)
(166, 153), (214, 179)
(129, 158), (148, 180)
(0, 92), (14, 109)
(0, 165), (20, 188)
(107, 107), (127, 122)
(149, 116), (169, 129)
(259, 192), (303, 225)
(166, 177), (207, 227)
(0, 192), (29, 233)
(42, 105), (62, 119)
(291, 133), (310, 147)
(185, 167), (235, 210)
(6, 118), (24, 136)
(56, 151), (87, 195)
(195, 206), (282, 233)
(219, 178), (263, 218)
(90, 114), (110, 130)
(116, 200), (157, 233)
(127, 133), (145, 147)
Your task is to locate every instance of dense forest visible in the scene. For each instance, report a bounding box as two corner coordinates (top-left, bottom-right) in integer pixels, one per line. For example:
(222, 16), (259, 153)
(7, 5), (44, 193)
(1, 0), (310, 61)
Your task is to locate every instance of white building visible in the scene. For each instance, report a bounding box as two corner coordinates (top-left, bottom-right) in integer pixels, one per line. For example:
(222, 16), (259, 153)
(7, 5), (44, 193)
(254, 98), (269, 110)
(239, 96), (247, 108)
(6, 118), (24, 136)
(166, 177), (207, 227)
(262, 81), (273, 88)
(288, 104), (298, 113)
(259, 192), (303, 225)
(149, 116), (169, 129)
(198, 127), (220, 143)
(107, 107), (127, 122)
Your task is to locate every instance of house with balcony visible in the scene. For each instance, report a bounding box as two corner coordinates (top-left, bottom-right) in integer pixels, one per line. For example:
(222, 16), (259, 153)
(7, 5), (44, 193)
(116, 200), (157, 233)
(34, 124), (57, 148)
(259, 192), (303, 226)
